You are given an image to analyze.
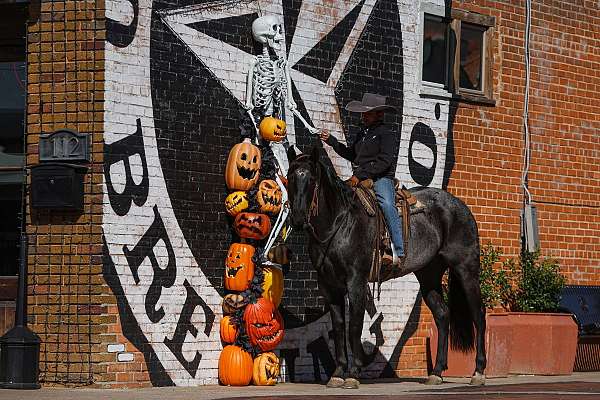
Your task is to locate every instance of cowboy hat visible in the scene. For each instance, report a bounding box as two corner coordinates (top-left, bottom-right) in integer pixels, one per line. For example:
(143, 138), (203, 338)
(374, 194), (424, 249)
(344, 93), (399, 113)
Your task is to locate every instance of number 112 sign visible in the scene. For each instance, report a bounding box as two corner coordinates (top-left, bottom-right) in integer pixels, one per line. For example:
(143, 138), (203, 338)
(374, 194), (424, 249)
(39, 129), (89, 163)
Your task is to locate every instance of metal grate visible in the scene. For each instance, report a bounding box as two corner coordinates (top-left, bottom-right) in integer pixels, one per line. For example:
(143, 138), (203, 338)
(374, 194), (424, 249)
(28, 0), (99, 385)
(559, 285), (600, 335)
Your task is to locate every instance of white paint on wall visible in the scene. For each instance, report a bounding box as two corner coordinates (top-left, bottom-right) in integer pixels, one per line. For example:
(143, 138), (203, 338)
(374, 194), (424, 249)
(118, 353), (135, 362)
(104, 0), (451, 385)
(108, 343), (126, 353)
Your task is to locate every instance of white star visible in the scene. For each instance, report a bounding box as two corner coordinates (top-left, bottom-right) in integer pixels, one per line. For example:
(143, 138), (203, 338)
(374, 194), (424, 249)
(158, 0), (378, 178)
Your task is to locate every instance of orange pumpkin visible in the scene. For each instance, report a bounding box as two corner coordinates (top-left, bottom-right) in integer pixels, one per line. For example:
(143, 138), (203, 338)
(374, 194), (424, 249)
(220, 316), (238, 344)
(218, 345), (253, 386)
(225, 139), (261, 191)
(234, 212), (271, 240)
(244, 297), (284, 352)
(225, 243), (255, 291)
(252, 352), (280, 386)
(256, 179), (282, 214)
(259, 116), (287, 142)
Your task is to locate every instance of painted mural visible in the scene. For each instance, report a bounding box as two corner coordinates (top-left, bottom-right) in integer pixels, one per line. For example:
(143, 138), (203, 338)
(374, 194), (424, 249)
(103, 0), (456, 386)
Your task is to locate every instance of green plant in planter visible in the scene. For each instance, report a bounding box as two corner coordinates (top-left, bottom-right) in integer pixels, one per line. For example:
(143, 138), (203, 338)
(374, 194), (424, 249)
(479, 244), (515, 310)
(477, 245), (566, 312)
(513, 250), (566, 312)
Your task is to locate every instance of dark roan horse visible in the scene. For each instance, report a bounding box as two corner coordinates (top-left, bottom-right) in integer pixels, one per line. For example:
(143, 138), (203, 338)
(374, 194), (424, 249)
(286, 147), (486, 389)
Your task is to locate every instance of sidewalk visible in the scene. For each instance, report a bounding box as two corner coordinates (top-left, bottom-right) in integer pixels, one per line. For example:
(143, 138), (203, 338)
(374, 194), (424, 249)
(2, 373), (600, 400)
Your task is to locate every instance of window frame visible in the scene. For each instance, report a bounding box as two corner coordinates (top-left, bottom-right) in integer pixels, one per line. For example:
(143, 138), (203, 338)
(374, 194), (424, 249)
(419, 7), (496, 105)
(419, 4), (452, 99)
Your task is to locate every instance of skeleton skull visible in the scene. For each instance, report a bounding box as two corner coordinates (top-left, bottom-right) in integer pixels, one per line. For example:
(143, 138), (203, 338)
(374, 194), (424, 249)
(252, 15), (283, 51)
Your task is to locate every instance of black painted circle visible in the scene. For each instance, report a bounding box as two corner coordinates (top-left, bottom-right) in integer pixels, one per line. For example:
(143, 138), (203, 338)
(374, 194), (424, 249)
(408, 122), (437, 187)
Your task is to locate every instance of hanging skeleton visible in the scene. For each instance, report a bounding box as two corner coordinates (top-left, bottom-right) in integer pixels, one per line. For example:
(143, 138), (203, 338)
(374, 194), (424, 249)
(245, 16), (318, 133)
(245, 15), (319, 263)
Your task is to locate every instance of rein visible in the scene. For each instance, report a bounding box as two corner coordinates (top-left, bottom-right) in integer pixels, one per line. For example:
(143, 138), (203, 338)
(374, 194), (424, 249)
(305, 196), (351, 246)
(303, 162), (353, 264)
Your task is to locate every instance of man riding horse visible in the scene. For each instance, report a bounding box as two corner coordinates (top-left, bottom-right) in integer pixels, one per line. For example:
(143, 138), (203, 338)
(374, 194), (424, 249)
(319, 93), (405, 267)
(286, 91), (486, 389)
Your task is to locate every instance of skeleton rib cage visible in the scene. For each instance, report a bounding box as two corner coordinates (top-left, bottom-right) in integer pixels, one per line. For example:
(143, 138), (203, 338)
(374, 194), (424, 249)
(252, 55), (288, 114)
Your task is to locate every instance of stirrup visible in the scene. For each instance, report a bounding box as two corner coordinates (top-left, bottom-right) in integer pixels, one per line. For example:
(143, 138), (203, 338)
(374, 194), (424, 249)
(391, 246), (399, 265)
(382, 248), (401, 267)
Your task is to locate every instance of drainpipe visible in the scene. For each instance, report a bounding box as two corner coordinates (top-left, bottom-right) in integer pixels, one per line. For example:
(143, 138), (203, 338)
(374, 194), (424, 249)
(521, 0), (539, 253)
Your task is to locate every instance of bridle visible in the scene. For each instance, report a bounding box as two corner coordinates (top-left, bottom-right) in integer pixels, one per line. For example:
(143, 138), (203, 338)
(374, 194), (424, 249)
(292, 155), (352, 249)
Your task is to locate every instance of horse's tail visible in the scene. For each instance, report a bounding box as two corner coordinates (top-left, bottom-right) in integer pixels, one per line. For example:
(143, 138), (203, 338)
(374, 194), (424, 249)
(448, 270), (475, 352)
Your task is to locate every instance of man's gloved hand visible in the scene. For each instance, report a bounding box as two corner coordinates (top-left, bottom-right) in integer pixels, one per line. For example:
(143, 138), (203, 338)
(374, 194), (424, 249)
(345, 175), (360, 187)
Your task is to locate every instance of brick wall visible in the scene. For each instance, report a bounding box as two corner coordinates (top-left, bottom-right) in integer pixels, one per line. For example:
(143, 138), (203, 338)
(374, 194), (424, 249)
(24, 0), (128, 386)
(24, 0), (600, 387)
(447, 0), (600, 280)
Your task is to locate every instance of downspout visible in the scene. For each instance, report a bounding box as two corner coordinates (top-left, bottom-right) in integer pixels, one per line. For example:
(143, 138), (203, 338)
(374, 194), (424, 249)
(521, 0), (539, 252)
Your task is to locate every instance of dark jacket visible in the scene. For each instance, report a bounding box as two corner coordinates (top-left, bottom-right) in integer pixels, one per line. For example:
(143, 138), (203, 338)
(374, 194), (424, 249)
(325, 122), (398, 181)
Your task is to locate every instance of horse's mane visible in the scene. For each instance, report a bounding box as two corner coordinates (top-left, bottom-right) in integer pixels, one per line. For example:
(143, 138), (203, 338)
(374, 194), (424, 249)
(289, 151), (355, 209)
(315, 158), (354, 209)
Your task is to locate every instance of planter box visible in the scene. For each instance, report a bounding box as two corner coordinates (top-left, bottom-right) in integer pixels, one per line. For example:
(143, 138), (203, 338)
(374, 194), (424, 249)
(428, 313), (511, 377)
(428, 312), (577, 377)
(508, 312), (577, 375)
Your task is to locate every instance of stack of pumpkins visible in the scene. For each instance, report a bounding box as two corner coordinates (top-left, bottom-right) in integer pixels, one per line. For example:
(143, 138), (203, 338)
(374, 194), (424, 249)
(218, 117), (288, 386)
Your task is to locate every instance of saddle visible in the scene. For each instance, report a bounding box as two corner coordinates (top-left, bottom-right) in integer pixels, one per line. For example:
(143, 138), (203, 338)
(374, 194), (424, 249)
(352, 179), (425, 285)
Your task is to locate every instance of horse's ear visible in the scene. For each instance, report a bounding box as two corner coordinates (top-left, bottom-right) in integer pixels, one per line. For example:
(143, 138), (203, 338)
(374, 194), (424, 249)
(287, 145), (299, 163)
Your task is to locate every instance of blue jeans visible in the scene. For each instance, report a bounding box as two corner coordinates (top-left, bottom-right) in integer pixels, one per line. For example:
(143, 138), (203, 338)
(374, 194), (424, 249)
(373, 177), (405, 257)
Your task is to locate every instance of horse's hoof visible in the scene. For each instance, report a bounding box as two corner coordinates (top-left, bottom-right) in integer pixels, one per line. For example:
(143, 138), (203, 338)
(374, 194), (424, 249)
(325, 377), (345, 388)
(424, 374), (443, 385)
(342, 377), (360, 389)
(470, 372), (485, 386)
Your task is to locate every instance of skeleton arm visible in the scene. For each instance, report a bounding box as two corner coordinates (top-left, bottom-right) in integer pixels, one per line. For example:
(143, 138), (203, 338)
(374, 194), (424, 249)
(262, 173), (289, 261)
(285, 62), (297, 112)
(245, 57), (259, 134)
(284, 62), (320, 135)
(262, 151), (289, 261)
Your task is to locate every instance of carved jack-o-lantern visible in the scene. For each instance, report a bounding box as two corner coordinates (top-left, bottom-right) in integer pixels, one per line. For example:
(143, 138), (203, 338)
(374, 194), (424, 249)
(252, 352), (280, 386)
(225, 139), (262, 191)
(218, 345), (253, 386)
(256, 179), (282, 214)
(222, 293), (247, 315)
(244, 297), (284, 352)
(225, 191), (249, 216)
(234, 212), (271, 240)
(225, 243), (255, 292)
(259, 116), (287, 142)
